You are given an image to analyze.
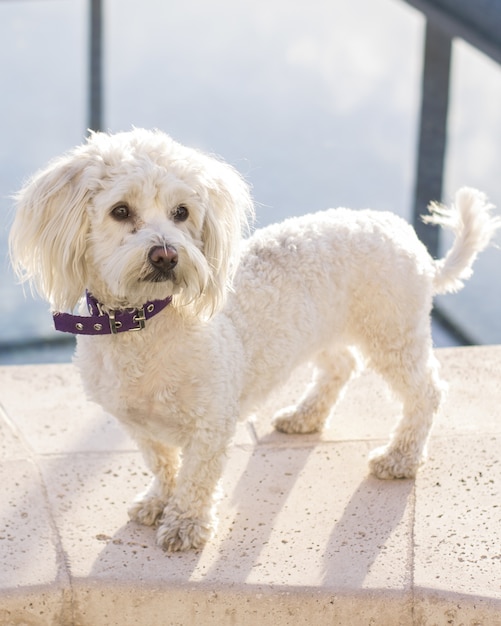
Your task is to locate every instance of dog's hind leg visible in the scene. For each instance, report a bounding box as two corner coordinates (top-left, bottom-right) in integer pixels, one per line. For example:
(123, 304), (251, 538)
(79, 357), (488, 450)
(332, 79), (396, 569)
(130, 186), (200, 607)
(128, 440), (181, 527)
(368, 340), (444, 479)
(273, 346), (358, 434)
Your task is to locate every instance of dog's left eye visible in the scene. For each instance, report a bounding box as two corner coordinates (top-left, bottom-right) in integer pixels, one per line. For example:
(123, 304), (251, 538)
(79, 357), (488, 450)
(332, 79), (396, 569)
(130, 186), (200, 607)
(111, 204), (131, 221)
(172, 204), (189, 222)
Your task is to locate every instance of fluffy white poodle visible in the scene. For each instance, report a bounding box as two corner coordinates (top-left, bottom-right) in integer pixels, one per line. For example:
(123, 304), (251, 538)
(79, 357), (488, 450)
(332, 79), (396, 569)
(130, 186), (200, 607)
(10, 129), (499, 551)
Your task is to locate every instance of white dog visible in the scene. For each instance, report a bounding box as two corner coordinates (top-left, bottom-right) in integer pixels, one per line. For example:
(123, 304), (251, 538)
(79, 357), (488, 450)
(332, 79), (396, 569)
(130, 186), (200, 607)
(10, 128), (499, 551)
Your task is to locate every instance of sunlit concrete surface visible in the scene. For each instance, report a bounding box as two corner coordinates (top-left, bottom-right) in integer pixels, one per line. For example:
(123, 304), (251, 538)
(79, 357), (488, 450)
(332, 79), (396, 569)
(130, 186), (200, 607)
(0, 346), (500, 625)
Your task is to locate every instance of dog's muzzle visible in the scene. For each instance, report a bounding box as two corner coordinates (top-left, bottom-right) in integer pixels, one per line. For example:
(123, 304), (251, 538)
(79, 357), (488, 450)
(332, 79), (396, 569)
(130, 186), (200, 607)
(146, 245), (178, 282)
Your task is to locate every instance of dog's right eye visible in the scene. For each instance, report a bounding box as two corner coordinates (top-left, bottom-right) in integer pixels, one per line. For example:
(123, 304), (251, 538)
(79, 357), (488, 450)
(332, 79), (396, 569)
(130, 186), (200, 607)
(111, 204), (130, 221)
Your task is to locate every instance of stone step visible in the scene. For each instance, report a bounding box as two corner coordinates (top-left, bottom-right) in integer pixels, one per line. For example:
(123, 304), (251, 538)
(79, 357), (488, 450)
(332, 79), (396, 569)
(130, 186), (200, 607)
(0, 346), (500, 625)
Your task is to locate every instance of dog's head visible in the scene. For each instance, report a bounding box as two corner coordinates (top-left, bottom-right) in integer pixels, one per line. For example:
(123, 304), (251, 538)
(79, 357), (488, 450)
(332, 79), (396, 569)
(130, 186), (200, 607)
(10, 129), (254, 317)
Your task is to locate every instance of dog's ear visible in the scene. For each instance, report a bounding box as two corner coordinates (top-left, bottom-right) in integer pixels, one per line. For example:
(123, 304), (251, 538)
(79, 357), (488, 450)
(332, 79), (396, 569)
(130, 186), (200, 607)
(10, 148), (94, 311)
(198, 157), (254, 317)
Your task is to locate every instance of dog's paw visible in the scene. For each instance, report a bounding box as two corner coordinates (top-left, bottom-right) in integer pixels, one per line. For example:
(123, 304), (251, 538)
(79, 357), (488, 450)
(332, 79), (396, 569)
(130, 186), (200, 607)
(128, 494), (166, 527)
(368, 445), (422, 479)
(273, 406), (321, 434)
(156, 509), (214, 552)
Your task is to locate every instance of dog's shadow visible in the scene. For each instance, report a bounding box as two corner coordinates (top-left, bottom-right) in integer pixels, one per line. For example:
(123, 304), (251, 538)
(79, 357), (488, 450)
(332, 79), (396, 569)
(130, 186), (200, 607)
(202, 434), (414, 589)
(87, 436), (314, 587)
(88, 435), (413, 593)
(321, 475), (414, 589)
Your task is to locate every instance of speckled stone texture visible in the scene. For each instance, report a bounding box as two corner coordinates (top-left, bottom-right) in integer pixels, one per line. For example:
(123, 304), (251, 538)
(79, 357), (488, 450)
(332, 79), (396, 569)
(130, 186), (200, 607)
(0, 346), (500, 625)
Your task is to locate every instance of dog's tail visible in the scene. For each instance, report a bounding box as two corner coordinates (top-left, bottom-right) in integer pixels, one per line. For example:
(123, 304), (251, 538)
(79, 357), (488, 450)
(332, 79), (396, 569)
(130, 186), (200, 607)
(424, 187), (500, 295)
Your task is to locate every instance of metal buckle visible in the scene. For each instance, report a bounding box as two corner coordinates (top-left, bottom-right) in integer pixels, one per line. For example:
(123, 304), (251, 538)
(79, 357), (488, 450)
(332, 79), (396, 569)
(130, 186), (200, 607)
(108, 310), (122, 335)
(131, 307), (146, 332)
(95, 301), (106, 317)
(108, 307), (146, 334)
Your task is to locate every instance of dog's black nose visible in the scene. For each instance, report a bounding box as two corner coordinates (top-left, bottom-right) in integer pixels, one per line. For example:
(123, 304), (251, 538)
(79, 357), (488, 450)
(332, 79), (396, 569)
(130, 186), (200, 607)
(148, 245), (178, 272)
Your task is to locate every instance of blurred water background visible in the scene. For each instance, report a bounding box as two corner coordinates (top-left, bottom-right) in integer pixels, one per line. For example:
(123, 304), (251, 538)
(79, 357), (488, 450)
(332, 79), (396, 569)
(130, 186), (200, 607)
(0, 0), (500, 365)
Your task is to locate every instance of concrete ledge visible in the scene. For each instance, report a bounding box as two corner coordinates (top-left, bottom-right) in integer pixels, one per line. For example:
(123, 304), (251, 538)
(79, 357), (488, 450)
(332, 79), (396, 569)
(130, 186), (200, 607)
(0, 346), (500, 626)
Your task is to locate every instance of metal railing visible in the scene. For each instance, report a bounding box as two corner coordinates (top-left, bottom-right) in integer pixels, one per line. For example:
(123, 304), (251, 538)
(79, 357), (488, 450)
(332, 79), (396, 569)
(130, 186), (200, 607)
(89, 0), (103, 132)
(406, 0), (501, 257)
(86, 0), (501, 259)
(405, 0), (501, 343)
(1, 0), (500, 359)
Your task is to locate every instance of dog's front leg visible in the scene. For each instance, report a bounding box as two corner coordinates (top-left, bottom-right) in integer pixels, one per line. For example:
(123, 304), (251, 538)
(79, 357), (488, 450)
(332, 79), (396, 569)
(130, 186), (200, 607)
(155, 428), (231, 552)
(128, 438), (181, 527)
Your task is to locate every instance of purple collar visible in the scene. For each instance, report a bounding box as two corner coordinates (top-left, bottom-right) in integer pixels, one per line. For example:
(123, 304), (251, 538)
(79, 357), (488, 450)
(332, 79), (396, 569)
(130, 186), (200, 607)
(53, 291), (172, 336)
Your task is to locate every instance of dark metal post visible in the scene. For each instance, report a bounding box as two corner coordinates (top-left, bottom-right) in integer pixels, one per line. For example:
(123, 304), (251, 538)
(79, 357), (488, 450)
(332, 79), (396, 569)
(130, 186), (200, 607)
(413, 20), (452, 257)
(89, 0), (103, 132)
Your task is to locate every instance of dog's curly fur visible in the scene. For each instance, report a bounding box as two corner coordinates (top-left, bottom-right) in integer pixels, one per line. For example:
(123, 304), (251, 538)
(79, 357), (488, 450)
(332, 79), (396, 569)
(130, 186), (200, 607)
(10, 129), (499, 551)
